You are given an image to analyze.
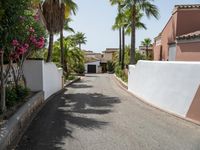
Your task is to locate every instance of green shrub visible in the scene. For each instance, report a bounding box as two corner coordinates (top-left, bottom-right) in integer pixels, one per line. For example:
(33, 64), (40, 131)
(107, 61), (115, 73)
(115, 64), (128, 83)
(66, 74), (76, 81)
(16, 85), (29, 100)
(74, 64), (85, 75)
(6, 85), (29, 108)
(6, 87), (18, 108)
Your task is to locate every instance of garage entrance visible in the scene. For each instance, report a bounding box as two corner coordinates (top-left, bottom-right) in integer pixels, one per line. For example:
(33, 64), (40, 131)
(87, 65), (96, 73)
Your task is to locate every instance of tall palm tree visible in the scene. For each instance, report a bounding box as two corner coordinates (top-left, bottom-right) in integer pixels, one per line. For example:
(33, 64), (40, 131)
(141, 38), (152, 58)
(41, 0), (77, 62)
(60, 18), (75, 72)
(74, 32), (87, 50)
(112, 7), (147, 69)
(59, 0), (77, 70)
(123, 0), (159, 64)
(42, 0), (62, 62)
(110, 0), (123, 65)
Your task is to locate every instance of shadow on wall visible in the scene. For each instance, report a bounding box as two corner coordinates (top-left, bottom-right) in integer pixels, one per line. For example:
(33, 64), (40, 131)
(16, 89), (120, 150)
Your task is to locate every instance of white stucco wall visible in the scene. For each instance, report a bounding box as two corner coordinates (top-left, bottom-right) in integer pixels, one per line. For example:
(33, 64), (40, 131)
(128, 61), (200, 117)
(23, 60), (44, 91)
(43, 62), (63, 99)
(85, 61), (100, 73)
(23, 60), (63, 99)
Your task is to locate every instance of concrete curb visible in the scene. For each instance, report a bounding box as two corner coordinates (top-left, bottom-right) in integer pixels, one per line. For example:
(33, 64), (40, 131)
(113, 74), (128, 89)
(113, 74), (200, 126)
(0, 91), (44, 150)
(64, 76), (81, 87)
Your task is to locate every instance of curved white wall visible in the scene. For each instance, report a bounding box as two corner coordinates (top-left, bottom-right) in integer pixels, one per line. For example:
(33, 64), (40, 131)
(23, 60), (63, 99)
(128, 61), (200, 117)
(43, 62), (63, 99)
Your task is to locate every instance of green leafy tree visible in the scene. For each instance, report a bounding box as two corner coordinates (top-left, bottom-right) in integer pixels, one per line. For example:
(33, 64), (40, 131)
(51, 34), (85, 75)
(0, 0), (46, 112)
(0, 0), (32, 112)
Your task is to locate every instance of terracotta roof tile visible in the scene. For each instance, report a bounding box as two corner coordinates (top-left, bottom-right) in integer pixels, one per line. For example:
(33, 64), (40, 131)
(176, 31), (200, 40)
(174, 4), (200, 9)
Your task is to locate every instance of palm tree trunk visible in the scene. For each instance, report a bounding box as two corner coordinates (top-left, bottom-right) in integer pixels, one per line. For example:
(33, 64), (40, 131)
(121, 26), (125, 70)
(0, 50), (6, 113)
(146, 46), (149, 59)
(60, 30), (64, 68)
(119, 27), (122, 64)
(130, 5), (136, 64)
(79, 43), (81, 50)
(46, 32), (54, 62)
(63, 58), (68, 76)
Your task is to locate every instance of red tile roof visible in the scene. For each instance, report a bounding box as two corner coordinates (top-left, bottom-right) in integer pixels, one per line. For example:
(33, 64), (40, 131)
(174, 4), (200, 9)
(176, 31), (200, 40)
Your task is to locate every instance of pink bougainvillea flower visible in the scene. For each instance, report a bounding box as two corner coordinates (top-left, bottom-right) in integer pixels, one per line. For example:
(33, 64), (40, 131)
(12, 39), (19, 46)
(35, 37), (45, 48)
(24, 43), (29, 49)
(16, 45), (27, 55)
(30, 35), (37, 44)
(10, 52), (19, 60)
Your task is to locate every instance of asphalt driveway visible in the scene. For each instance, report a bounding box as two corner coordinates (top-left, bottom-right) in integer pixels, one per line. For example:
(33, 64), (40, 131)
(16, 74), (200, 150)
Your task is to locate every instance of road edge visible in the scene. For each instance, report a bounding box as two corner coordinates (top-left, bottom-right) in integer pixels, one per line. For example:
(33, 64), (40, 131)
(11, 76), (82, 149)
(112, 74), (200, 126)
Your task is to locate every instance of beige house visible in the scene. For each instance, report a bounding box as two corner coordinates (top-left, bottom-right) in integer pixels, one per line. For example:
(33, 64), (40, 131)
(84, 48), (118, 73)
(102, 48), (118, 62)
(139, 46), (153, 55)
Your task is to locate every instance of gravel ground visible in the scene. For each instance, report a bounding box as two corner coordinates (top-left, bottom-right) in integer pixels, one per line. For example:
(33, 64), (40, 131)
(16, 74), (200, 150)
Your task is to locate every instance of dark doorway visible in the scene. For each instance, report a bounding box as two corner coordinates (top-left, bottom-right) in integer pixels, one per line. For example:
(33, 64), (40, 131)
(87, 65), (96, 73)
(100, 63), (107, 73)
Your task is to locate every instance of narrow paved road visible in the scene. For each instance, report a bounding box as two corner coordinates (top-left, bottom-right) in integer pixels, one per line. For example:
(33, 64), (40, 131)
(16, 74), (200, 150)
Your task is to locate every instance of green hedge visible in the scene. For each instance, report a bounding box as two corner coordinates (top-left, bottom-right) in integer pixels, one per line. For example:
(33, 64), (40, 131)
(6, 86), (29, 108)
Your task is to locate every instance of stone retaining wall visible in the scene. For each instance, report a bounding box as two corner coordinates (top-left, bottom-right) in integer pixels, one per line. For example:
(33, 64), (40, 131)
(0, 91), (44, 150)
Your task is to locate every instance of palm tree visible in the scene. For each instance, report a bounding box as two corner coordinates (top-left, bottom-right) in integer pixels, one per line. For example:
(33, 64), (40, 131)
(112, 7), (147, 69)
(61, 18), (75, 73)
(59, 0), (77, 70)
(122, 0), (159, 64)
(42, 0), (62, 62)
(110, 0), (123, 65)
(141, 38), (152, 58)
(74, 32), (87, 50)
(41, 0), (77, 62)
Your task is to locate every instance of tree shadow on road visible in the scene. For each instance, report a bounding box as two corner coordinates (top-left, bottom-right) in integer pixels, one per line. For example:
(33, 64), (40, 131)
(70, 84), (93, 89)
(16, 89), (120, 150)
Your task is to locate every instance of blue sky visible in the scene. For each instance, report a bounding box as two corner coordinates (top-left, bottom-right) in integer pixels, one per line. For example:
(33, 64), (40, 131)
(63, 0), (200, 52)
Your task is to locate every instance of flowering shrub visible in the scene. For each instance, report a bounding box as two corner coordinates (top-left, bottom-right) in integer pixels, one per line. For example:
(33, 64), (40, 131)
(0, 0), (47, 112)
(10, 27), (45, 61)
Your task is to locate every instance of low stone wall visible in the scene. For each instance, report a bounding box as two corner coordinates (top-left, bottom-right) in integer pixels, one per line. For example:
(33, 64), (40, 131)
(0, 91), (44, 150)
(128, 61), (200, 122)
